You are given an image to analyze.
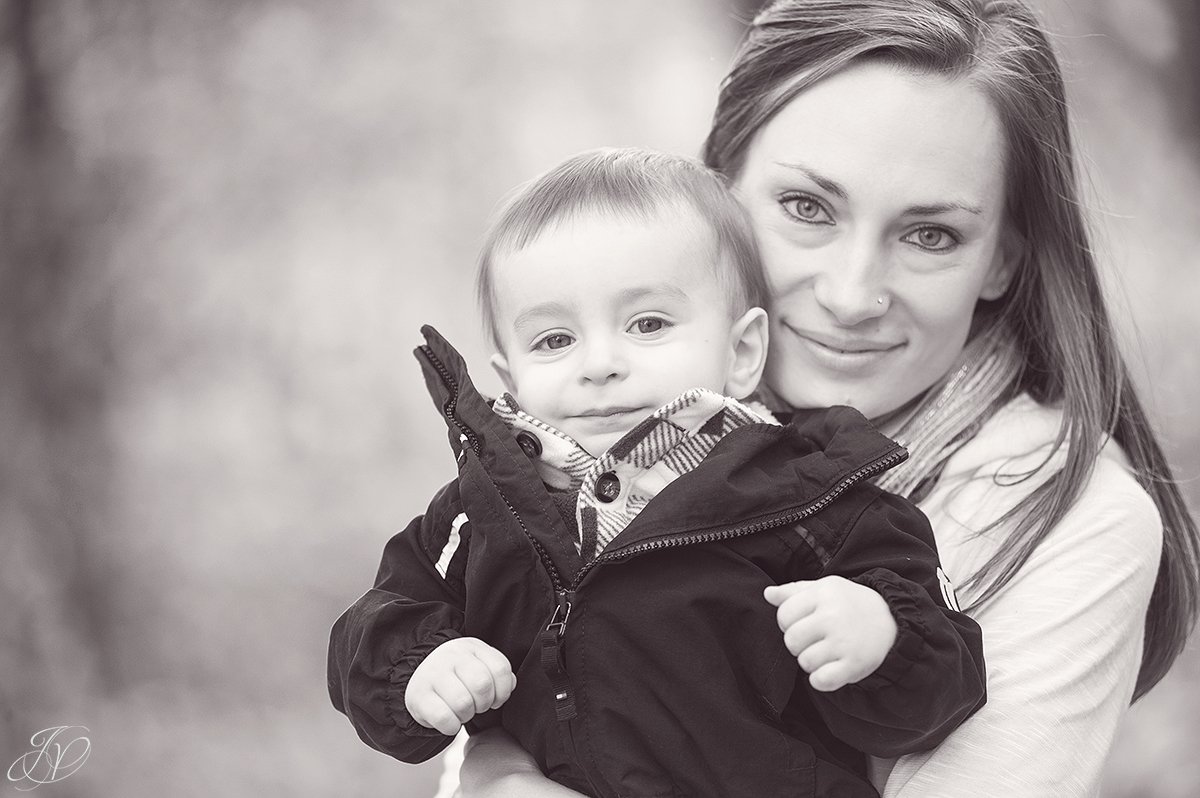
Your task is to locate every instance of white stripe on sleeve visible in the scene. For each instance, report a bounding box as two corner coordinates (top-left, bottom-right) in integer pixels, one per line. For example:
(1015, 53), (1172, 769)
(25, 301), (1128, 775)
(435, 513), (468, 579)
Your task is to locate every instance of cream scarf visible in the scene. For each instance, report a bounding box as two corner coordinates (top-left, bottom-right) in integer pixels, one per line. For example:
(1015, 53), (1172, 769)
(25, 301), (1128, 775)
(873, 324), (1023, 502)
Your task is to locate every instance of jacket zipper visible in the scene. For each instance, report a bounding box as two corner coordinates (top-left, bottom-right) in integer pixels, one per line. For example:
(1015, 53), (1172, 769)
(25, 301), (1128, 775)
(418, 343), (580, 720)
(417, 344), (482, 457)
(569, 444), (907, 587)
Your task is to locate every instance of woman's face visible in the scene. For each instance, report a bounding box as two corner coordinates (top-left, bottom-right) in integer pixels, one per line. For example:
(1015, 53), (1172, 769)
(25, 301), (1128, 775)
(734, 60), (1014, 419)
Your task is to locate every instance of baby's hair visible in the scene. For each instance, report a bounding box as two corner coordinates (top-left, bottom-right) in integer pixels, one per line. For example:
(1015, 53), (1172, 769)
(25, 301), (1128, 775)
(476, 147), (769, 350)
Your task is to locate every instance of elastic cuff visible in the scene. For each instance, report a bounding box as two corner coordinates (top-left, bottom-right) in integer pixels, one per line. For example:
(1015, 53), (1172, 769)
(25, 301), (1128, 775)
(386, 628), (463, 736)
(850, 568), (928, 689)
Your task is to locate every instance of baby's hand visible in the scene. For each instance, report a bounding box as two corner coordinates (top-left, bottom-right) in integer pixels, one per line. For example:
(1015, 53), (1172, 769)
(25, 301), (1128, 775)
(764, 576), (897, 692)
(405, 637), (517, 736)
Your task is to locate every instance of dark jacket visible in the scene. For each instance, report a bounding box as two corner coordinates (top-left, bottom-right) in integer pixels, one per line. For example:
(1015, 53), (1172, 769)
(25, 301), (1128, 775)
(328, 326), (986, 798)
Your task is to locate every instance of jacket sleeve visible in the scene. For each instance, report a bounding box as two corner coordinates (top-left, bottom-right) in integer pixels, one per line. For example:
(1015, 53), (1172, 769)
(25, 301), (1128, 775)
(327, 479), (472, 763)
(799, 486), (987, 758)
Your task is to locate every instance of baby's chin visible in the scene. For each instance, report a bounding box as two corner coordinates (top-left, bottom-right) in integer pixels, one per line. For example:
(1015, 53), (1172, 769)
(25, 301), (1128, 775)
(573, 428), (634, 458)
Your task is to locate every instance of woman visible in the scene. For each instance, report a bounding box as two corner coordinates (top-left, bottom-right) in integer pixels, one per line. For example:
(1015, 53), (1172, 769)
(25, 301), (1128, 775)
(450, 0), (1200, 795)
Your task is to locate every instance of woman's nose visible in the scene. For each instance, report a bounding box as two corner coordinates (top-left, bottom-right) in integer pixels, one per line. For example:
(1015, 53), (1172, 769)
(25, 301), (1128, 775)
(811, 238), (890, 326)
(579, 339), (628, 384)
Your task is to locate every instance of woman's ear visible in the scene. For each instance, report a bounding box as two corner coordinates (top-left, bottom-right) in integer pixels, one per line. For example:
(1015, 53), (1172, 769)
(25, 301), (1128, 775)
(490, 353), (517, 395)
(724, 307), (769, 400)
(980, 226), (1024, 301)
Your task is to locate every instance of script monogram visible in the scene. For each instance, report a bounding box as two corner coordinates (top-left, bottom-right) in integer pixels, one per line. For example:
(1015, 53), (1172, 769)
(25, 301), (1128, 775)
(6, 726), (91, 791)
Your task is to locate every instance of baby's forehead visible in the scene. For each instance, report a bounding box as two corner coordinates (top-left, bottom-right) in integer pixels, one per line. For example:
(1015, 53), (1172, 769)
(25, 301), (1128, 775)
(491, 212), (734, 317)
(495, 208), (724, 284)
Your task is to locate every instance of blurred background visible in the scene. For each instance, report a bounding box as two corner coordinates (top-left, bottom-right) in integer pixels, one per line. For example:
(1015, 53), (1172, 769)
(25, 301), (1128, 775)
(0, 0), (1196, 795)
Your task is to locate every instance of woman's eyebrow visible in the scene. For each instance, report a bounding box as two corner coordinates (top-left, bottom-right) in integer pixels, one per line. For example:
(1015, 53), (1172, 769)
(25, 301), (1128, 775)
(904, 201), (984, 216)
(774, 161), (847, 200)
(775, 161), (985, 216)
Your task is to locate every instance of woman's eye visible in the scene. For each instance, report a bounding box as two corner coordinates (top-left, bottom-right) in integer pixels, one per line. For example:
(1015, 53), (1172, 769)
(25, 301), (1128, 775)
(903, 226), (958, 252)
(780, 193), (833, 225)
(537, 333), (574, 351)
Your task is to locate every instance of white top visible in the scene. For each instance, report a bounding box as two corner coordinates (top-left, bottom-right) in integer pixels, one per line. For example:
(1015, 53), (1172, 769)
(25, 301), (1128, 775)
(873, 394), (1163, 797)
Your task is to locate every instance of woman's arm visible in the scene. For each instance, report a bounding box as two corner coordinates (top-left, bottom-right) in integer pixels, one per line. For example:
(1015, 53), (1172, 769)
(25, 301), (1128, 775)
(458, 728), (589, 798)
(878, 456), (1162, 797)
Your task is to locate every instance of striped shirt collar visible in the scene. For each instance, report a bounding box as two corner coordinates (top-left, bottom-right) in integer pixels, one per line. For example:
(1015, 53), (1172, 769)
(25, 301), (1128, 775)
(493, 388), (777, 559)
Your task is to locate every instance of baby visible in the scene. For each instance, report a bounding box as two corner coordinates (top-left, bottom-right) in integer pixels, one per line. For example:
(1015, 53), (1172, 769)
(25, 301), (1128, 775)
(328, 148), (986, 798)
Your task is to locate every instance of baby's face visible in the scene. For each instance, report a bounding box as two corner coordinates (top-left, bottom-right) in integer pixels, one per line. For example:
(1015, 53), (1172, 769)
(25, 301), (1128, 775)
(490, 210), (744, 456)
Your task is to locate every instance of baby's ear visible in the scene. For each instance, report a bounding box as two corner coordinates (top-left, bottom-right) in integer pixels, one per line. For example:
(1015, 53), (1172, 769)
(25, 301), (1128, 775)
(490, 353), (517, 395)
(724, 307), (769, 400)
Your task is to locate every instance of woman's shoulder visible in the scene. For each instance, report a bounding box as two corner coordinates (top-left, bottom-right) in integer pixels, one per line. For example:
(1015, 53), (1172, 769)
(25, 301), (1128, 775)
(926, 394), (1162, 568)
(940, 393), (1063, 479)
(944, 393), (1157, 505)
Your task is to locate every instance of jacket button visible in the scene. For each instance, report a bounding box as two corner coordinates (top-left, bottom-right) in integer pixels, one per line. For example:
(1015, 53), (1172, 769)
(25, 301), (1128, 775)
(595, 472), (620, 503)
(515, 431), (542, 459)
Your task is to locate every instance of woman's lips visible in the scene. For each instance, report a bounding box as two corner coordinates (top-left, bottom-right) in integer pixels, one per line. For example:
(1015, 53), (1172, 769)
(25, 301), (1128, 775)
(785, 324), (903, 371)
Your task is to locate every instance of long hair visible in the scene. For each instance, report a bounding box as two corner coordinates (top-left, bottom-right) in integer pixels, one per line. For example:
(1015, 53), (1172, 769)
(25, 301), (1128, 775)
(704, 0), (1199, 700)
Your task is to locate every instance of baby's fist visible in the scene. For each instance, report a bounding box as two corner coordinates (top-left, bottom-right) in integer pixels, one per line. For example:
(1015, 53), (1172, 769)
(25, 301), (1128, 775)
(764, 576), (897, 692)
(405, 637), (516, 736)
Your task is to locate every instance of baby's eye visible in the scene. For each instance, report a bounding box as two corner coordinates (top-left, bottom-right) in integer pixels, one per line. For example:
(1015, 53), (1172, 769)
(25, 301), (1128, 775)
(902, 226), (959, 253)
(536, 333), (574, 351)
(780, 193), (833, 225)
(630, 317), (669, 335)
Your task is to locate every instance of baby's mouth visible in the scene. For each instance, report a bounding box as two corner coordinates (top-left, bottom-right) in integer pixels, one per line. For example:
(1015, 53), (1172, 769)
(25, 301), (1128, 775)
(573, 406), (647, 418)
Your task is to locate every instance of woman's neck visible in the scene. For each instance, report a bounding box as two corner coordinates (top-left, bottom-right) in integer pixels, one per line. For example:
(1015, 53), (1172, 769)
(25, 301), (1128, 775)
(869, 394), (926, 438)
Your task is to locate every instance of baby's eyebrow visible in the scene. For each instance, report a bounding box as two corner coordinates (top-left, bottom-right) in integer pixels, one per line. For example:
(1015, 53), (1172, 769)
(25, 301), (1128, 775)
(512, 301), (572, 332)
(510, 284), (693, 332)
(615, 283), (692, 305)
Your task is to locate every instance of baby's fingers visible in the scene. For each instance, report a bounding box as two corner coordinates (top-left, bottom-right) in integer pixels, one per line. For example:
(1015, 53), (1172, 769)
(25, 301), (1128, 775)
(765, 582), (818, 632)
(453, 656), (499, 715)
(469, 645), (517, 710)
(808, 660), (853, 693)
(782, 616), (825, 659)
(408, 688), (466, 736)
(796, 639), (837, 676)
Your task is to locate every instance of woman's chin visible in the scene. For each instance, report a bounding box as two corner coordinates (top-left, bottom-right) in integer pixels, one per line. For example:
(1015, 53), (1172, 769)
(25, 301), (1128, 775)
(767, 377), (913, 421)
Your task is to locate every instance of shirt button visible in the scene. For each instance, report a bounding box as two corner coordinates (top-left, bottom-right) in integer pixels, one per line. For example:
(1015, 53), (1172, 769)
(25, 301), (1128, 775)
(595, 472), (620, 503)
(516, 431), (542, 459)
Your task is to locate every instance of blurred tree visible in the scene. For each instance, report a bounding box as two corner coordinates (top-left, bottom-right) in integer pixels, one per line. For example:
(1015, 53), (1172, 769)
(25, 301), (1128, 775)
(0, 0), (121, 768)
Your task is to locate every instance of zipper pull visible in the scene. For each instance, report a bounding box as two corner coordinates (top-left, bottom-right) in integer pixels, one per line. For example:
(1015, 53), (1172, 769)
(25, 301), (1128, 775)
(540, 591), (576, 721)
